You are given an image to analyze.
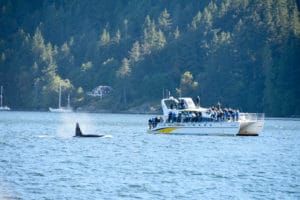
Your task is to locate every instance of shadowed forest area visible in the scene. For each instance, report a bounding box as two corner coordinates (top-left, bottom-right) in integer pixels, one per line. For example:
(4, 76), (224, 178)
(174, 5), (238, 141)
(0, 0), (299, 117)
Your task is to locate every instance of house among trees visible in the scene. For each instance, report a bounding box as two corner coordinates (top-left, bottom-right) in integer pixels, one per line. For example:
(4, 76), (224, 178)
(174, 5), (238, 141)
(87, 86), (113, 99)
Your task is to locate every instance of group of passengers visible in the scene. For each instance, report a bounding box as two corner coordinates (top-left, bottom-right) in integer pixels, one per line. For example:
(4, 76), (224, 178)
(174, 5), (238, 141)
(148, 116), (163, 129)
(207, 106), (239, 122)
(148, 100), (240, 129)
(167, 111), (203, 123)
(165, 109), (239, 124)
(168, 100), (240, 123)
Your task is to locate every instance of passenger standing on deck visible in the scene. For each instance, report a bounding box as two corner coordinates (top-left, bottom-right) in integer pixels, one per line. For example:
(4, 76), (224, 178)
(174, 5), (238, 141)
(231, 110), (236, 121)
(168, 111), (172, 122)
(148, 119), (152, 129)
(196, 96), (200, 107)
(225, 109), (230, 120)
(172, 111), (177, 122)
(216, 102), (221, 110)
(179, 99), (185, 109)
(235, 110), (239, 121)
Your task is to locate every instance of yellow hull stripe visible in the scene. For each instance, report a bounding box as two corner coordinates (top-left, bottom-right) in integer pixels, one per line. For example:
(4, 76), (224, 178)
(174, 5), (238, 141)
(157, 127), (179, 134)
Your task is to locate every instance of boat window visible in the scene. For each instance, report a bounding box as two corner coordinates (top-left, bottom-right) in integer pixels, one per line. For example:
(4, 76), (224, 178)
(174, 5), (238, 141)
(165, 100), (178, 109)
(183, 98), (196, 109)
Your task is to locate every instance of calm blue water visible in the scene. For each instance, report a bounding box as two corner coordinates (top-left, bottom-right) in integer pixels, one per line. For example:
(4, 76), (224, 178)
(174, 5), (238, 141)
(0, 112), (299, 199)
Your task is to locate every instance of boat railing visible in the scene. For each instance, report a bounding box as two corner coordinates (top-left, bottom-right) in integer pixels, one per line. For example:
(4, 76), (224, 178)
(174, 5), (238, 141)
(239, 113), (265, 122)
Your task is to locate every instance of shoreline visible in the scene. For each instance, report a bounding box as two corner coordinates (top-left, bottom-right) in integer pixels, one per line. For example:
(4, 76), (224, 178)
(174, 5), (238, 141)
(2, 109), (300, 119)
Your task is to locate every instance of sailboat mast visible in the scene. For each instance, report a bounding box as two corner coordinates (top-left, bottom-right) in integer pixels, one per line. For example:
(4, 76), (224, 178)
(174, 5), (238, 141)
(67, 94), (70, 108)
(58, 82), (61, 108)
(0, 86), (3, 107)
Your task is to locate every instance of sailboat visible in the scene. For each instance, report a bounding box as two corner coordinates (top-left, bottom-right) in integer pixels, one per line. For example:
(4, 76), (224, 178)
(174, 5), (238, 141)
(0, 86), (10, 111)
(49, 83), (73, 113)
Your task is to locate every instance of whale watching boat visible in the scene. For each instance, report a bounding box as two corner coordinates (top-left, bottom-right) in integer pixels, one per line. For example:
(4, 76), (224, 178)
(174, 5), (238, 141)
(49, 83), (72, 113)
(148, 96), (264, 136)
(0, 86), (10, 111)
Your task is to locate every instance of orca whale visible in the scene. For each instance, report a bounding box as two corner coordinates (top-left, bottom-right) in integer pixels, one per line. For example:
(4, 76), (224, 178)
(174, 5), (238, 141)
(75, 123), (104, 137)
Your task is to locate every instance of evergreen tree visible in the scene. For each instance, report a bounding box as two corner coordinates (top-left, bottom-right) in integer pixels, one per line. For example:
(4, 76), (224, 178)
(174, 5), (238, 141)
(113, 29), (121, 44)
(190, 11), (202, 30)
(174, 26), (180, 39)
(116, 58), (131, 105)
(129, 41), (141, 63)
(142, 15), (157, 54)
(158, 8), (172, 32)
(156, 29), (166, 49)
(99, 28), (110, 46)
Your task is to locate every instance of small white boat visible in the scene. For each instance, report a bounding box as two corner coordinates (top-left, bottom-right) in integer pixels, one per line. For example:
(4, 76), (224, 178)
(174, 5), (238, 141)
(148, 96), (264, 136)
(49, 106), (72, 113)
(49, 83), (72, 113)
(0, 86), (10, 111)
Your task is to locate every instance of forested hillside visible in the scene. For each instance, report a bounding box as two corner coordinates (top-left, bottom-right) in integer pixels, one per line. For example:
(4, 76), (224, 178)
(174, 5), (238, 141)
(0, 0), (299, 117)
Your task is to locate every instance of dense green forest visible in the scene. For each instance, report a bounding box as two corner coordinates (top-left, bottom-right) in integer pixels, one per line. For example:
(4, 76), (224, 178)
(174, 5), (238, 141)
(0, 0), (299, 117)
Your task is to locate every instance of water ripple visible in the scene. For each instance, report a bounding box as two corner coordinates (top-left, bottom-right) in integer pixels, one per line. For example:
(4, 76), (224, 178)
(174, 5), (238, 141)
(0, 112), (300, 199)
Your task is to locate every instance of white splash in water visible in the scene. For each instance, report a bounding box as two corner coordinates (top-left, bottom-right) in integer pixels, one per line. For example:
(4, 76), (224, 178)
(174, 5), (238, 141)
(103, 135), (113, 138)
(36, 135), (55, 138)
(56, 113), (99, 137)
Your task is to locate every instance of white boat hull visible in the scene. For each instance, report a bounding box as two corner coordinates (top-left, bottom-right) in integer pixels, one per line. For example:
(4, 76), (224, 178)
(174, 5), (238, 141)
(0, 106), (10, 111)
(49, 107), (73, 113)
(148, 121), (240, 136)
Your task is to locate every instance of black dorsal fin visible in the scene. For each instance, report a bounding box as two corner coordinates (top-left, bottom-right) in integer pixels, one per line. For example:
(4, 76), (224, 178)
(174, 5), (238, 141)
(75, 122), (83, 136)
